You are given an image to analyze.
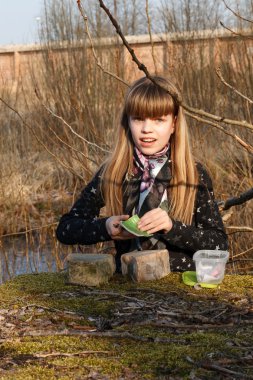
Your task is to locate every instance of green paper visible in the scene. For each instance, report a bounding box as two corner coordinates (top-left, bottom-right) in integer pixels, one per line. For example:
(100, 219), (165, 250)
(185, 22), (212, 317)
(120, 215), (153, 237)
(182, 271), (218, 288)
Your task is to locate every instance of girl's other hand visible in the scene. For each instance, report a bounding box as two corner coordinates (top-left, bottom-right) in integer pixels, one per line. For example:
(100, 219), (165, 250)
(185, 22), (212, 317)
(138, 208), (173, 234)
(106, 215), (134, 240)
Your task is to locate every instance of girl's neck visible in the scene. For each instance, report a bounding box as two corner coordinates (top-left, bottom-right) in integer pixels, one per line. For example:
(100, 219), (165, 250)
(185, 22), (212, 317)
(135, 144), (169, 158)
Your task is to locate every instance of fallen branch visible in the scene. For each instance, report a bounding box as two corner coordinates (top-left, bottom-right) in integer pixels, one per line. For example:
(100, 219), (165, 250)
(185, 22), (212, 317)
(34, 350), (112, 358)
(24, 304), (84, 317)
(137, 321), (236, 329)
(186, 356), (253, 379)
(21, 329), (184, 343)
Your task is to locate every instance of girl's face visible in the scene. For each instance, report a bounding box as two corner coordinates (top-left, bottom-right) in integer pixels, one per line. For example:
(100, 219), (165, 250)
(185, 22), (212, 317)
(129, 114), (175, 155)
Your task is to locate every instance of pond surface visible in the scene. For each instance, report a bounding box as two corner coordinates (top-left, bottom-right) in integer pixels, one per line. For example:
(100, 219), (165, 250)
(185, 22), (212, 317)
(1, 236), (251, 283)
(0, 236), (69, 284)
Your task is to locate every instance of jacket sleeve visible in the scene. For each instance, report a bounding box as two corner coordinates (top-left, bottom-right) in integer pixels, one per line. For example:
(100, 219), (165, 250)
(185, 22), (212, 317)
(56, 170), (111, 245)
(158, 163), (228, 253)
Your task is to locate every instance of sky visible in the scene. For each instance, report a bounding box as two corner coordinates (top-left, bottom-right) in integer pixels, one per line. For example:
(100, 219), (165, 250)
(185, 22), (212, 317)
(0, 0), (160, 47)
(0, 0), (43, 46)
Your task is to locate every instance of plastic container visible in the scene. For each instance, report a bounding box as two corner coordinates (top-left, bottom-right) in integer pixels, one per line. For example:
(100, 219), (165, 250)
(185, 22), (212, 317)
(193, 250), (229, 285)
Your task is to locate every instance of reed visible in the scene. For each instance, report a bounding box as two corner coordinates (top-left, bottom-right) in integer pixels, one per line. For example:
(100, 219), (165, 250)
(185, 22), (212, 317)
(0, 0), (252, 277)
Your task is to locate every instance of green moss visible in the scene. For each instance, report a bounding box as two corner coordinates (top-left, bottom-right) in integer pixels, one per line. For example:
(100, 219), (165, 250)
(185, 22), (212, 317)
(0, 272), (252, 379)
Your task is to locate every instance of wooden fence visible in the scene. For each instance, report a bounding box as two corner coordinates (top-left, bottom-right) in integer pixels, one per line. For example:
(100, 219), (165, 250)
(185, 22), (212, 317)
(0, 29), (252, 86)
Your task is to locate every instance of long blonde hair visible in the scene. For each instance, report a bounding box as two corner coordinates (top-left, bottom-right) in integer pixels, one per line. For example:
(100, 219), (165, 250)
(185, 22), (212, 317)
(100, 76), (198, 224)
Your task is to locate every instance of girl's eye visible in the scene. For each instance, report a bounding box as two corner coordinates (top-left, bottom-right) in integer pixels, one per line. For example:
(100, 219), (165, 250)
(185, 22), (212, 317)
(132, 117), (143, 121)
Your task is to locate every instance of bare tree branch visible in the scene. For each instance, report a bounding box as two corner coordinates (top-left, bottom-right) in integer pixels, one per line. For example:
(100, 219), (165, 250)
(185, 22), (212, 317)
(218, 188), (253, 211)
(96, 0), (182, 102)
(96, 0), (253, 133)
(220, 21), (253, 39)
(145, 0), (158, 75)
(0, 97), (84, 181)
(42, 103), (111, 153)
(184, 110), (253, 155)
(231, 246), (253, 258)
(222, 0), (253, 24)
(77, 0), (129, 87)
(226, 226), (253, 234)
(216, 66), (253, 105)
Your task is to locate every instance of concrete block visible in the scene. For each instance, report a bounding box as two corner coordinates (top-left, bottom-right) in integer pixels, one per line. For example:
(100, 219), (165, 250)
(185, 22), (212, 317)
(121, 249), (170, 282)
(67, 253), (115, 286)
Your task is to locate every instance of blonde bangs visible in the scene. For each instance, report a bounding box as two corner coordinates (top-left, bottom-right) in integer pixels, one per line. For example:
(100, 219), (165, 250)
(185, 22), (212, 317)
(125, 79), (177, 118)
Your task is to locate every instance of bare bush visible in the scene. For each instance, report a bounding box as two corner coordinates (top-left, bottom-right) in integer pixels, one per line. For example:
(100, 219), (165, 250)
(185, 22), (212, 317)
(0, 0), (253, 275)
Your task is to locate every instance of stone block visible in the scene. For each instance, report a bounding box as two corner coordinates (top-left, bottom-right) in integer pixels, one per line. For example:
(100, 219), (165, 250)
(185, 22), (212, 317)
(67, 253), (115, 286)
(121, 249), (170, 282)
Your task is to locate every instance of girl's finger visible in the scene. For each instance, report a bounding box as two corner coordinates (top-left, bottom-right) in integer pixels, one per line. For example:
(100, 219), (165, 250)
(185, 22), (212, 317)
(139, 214), (167, 229)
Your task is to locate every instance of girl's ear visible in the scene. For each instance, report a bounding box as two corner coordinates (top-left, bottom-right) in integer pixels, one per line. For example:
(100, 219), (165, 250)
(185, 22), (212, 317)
(172, 116), (177, 133)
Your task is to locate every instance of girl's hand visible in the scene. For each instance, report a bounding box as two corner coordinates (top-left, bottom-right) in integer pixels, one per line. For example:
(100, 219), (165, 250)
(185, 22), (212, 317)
(106, 215), (134, 240)
(138, 208), (173, 234)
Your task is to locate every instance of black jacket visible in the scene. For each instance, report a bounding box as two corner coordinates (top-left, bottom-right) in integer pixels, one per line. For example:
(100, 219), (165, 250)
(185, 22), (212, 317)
(56, 163), (228, 272)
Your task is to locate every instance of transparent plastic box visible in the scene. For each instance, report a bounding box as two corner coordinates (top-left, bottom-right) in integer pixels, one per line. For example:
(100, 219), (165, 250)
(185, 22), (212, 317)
(193, 250), (229, 284)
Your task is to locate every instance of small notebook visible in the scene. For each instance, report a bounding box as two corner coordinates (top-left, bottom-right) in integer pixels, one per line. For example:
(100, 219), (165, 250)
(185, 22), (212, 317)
(120, 215), (153, 237)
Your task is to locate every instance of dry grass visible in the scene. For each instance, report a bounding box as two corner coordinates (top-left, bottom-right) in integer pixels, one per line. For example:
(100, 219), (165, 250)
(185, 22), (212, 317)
(0, 21), (253, 277)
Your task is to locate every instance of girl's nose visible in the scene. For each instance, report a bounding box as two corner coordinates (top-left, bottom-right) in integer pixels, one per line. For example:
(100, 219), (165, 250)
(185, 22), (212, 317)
(141, 119), (152, 132)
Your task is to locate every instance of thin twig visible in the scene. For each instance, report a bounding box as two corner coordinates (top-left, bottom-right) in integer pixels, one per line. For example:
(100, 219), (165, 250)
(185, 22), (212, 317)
(77, 0), (129, 87)
(39, 116), (98, 167)
(232, 246), (253, 259)
(33, 119), (94, 174)
(33, 350), (112, 358)
(0, 97), (84, 181)
(0, 223), (57, 238)
(138, 321), (235, 329)
(220, 21), (253, 39)
(145, 0), (158, 75)
(24, 304), (84, 316)
(97, 0), (253, 132)
(77, 289), (155, 306)
(222, 0), (253, 24)
(216, 66), (253, 104)
(226, 226), (253, 233)
(97, 0), (182, 102)
(21, 329), (183, 343)
(228, 259), (253, 263)
(186, 356), (253, 379)
(184, 110), (253, 155)
(201, 362), (253, 379)
(43, 103), (111, 153)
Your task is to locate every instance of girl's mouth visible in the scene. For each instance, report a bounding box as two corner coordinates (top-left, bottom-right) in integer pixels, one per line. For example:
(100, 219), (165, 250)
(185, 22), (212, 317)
(140, 138), (156, 144)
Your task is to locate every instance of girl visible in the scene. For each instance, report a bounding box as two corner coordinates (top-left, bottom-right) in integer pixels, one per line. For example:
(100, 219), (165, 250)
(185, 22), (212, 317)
(56, 76), (228, 272)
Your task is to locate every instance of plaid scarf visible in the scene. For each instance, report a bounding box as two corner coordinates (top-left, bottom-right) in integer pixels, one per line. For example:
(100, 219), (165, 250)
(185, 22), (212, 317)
(124, 146), (172, 218)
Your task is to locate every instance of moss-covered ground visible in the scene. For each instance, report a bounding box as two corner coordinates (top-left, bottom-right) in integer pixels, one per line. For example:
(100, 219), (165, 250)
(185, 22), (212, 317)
(0, 272), (252, 379)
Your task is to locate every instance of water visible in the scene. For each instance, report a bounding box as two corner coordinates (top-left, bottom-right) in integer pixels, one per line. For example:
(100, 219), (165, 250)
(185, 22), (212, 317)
(0, 237), (69, 284)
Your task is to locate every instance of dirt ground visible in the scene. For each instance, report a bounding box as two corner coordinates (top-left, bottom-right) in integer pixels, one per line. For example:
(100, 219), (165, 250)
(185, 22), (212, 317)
(0, 272), (252, 379)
